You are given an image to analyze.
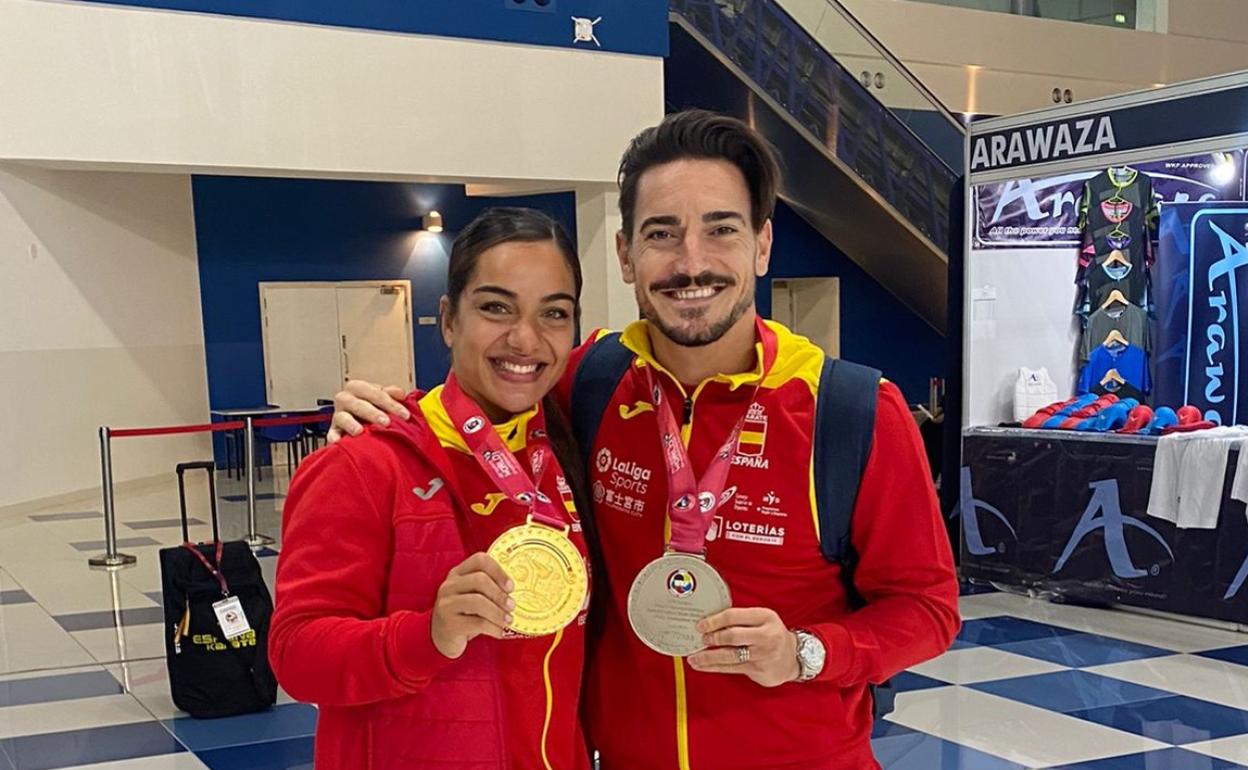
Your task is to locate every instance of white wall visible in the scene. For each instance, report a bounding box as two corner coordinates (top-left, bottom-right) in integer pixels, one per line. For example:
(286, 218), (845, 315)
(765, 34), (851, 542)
(576, 185), (639, 333)
(965, 246), (1082, 426)
(0, 165), (210, 508)
(0, 0), (667, 510)
(1167, 1), (1248, 45)
(0, 0), (664, 186)
(780, 0), (1248, 116)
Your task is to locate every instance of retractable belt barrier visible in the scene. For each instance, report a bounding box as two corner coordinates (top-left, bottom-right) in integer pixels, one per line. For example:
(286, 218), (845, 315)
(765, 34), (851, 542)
(91, 414), (330, 569)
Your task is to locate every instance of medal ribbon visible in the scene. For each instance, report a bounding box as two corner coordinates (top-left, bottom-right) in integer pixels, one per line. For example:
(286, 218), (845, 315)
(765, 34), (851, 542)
(649, 317), (777, 555)
(441, 374), (569, 530)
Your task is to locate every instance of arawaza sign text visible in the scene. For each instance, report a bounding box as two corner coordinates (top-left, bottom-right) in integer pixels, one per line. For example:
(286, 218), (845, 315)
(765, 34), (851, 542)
(971, 83), (1248, 173)
(972, 117), (1117, 173)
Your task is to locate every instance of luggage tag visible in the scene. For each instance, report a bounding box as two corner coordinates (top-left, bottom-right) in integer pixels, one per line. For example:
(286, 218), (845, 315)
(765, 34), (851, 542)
(212, 596), (251, 640)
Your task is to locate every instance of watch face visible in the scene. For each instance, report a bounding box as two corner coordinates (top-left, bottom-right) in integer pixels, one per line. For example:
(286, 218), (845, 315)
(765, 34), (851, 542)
(798, 632), (826, 678)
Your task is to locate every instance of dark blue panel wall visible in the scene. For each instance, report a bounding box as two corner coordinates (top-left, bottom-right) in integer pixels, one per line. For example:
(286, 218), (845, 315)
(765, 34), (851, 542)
(193, 177), (939, 474)
(78, 0), (668, 56)
(192, 176), (577, 414)
(758, 202), (946, 403)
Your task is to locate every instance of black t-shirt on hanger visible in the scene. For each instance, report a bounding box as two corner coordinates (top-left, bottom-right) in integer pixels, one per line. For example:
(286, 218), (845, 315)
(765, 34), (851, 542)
(1092, 380), (1147, 403)
(1078, 167), (1158, 308)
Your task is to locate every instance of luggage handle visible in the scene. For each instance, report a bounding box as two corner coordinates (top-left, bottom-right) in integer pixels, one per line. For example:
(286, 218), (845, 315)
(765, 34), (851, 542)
(176, 461), (220, 544)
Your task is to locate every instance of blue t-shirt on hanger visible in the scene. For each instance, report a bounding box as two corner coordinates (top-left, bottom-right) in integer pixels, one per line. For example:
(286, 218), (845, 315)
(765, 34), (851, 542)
(1077, 343), (1151, 395)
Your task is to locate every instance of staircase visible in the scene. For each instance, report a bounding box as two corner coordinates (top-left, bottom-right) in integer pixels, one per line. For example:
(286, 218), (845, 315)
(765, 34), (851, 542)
(667, 0), (966, 332)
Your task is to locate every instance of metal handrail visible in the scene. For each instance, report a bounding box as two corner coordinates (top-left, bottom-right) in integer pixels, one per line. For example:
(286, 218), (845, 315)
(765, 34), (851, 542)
(670, 0), (957, 253)
(822, 0), (966, 135)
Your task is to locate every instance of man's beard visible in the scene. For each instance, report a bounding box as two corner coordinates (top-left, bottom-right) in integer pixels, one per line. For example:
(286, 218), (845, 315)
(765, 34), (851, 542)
(637, 274), (755, 347)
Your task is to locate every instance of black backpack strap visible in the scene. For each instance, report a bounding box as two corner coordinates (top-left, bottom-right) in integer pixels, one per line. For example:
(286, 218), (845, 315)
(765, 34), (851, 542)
(570, 333), (635, 467)
(813, 357), (895, 719)
(813, 357), (881, 567)
(569, 333), (635, 651)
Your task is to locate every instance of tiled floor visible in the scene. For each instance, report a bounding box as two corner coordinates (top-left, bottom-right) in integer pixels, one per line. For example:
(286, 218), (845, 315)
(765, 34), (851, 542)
(4, 471), (1248, 769)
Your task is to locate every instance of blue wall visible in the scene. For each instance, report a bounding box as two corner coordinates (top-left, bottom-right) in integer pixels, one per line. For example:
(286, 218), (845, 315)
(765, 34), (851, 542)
(193, 178), (939, 445)
(79, 0), (668, 56)
(192, 176), (577, 412)
(759, 202), (946, 402)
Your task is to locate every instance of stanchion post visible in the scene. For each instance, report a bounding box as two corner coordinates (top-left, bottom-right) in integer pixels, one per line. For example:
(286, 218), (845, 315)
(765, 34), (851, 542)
(243, 416), (275, 549)
(89, 426), (136, 569)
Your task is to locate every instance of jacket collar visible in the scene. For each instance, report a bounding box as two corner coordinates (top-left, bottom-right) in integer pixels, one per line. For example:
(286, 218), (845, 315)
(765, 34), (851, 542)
(417, 385), (538, 454)
(617, 316), (779, 391)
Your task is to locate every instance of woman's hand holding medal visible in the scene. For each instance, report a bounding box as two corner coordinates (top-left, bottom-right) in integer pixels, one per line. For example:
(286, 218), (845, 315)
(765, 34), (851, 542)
(430, 552), (517, 660)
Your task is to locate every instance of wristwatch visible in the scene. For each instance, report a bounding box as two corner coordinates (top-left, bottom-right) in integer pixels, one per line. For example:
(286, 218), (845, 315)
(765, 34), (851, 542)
(793, 629), (826, 683)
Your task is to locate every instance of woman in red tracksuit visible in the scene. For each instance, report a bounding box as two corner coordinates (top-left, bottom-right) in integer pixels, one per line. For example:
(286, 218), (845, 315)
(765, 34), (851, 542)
(270, 207), (592, 770)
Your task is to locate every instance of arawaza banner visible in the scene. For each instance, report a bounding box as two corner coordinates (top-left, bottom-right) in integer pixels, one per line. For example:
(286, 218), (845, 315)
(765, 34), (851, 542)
(1155, 202), (1248, 426)
(958, 432), (1248, 624)
(969, 80), (1248, 173)
(973, 151), (1245, 248)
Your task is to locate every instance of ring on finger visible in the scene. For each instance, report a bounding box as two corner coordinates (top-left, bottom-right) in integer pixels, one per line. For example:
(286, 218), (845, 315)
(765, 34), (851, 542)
(736, 645), (750, 664)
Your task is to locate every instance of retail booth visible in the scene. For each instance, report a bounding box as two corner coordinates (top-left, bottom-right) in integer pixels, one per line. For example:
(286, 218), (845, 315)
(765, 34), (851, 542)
(959, 71), (1248, 625)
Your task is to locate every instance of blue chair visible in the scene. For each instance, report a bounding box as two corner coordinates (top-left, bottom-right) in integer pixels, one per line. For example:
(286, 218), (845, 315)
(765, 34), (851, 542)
(257, 417), (305, 479)
(302, 401), (334, 454)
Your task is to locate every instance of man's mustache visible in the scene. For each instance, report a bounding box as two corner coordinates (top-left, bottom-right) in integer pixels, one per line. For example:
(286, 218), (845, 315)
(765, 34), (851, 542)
(649, 271), (736, 293)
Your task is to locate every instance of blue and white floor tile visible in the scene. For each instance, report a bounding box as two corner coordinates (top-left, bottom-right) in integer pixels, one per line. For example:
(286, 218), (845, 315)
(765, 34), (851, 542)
(0, 603), (97, 675)
(6, 475), (1248, 768)
(908, 645), (1068, 685)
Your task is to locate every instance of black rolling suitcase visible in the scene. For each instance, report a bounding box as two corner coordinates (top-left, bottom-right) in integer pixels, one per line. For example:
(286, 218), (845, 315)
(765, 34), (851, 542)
(159, 461), (277, 718)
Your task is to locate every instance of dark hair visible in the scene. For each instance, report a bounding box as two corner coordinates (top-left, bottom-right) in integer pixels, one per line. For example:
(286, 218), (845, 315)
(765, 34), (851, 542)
(445, 206), (582, 323)
(442, 206), (591, 525)
(617, 109), (781, 239)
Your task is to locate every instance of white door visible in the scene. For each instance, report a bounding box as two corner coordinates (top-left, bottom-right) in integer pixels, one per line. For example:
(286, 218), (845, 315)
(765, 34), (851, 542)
(771, 278), (840, 358)
(261, 286), (342, 406)
(337, 285), (416, 391)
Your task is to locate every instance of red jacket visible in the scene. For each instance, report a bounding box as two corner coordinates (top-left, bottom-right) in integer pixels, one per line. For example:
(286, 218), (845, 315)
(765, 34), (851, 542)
(560, 321), (960, 770)
(270, 388), (590, 770)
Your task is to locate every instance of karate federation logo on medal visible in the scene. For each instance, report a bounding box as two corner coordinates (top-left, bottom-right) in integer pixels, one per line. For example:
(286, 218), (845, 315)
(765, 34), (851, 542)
(666, 569), (697, 598)
(734, 403), (770, 469)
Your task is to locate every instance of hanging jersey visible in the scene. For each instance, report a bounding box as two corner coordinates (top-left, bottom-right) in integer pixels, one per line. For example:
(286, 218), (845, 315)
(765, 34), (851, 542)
(1078, 167), (1158, 272)
(1084, 252), (1148, 309)
(1082, 303), (1150, 362)
(1078, 344), (1151, 395)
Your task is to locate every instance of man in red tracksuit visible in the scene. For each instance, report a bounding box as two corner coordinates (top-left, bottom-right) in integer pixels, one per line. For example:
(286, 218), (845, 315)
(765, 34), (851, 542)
(332, 110), (960, 769)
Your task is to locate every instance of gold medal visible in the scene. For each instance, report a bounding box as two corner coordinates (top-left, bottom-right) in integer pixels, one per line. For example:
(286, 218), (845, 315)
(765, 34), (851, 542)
(487, 517), (588, 637)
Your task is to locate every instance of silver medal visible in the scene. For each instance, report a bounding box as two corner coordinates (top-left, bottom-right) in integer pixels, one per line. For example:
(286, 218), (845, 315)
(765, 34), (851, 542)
(627, 553), (732, 657)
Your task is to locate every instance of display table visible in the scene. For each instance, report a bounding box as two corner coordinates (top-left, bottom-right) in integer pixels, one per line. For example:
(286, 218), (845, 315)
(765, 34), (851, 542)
(960, 427), (1248, 625)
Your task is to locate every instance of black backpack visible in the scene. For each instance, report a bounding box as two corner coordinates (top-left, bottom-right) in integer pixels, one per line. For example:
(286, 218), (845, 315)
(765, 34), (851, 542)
(570, 333), (895, 718)
(159, 461), (278, 718)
